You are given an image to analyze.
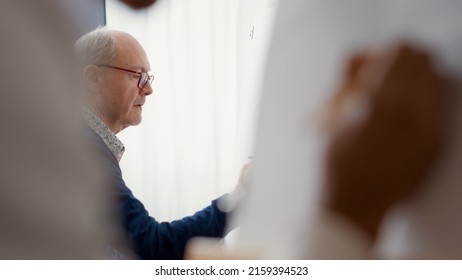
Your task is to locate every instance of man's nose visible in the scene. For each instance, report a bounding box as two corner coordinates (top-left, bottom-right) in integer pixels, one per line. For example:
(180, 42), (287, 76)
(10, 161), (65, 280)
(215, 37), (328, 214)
(141, 82), (153, 96)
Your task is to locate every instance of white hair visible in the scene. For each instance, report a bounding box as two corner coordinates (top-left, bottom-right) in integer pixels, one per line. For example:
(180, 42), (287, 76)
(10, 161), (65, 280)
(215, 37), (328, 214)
(75, 26), (116, 68)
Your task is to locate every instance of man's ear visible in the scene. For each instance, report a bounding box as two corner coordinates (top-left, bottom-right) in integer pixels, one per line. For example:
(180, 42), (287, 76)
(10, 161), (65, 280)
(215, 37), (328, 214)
(83, 65), (102, 94)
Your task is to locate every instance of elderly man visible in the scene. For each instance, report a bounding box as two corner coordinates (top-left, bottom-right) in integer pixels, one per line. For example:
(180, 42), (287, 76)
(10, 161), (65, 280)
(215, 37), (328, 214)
(75, 27), (235, 259)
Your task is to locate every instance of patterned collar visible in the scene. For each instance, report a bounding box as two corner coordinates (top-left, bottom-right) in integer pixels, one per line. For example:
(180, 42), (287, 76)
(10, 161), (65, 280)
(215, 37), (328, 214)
(83, 107), (125, 162)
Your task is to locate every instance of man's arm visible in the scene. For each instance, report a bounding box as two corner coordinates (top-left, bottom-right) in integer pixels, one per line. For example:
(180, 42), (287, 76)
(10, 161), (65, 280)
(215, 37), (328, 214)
(115, 181), (227, 260)
(87, 128), (227, 259)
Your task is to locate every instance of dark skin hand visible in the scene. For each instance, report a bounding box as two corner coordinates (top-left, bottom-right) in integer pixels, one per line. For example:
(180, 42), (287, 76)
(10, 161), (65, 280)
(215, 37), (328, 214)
(323, 44), (444, 242)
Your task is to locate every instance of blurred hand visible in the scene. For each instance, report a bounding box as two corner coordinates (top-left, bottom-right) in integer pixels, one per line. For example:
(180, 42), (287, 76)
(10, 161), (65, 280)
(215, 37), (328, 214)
(217, 162), (252, 213)
(235, 162), (252, 194)
(323, 44), (445, 241)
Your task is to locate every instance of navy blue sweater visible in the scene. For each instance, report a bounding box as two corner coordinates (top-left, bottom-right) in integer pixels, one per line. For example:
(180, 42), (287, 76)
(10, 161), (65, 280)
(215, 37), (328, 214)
(86, 127), (227, 259)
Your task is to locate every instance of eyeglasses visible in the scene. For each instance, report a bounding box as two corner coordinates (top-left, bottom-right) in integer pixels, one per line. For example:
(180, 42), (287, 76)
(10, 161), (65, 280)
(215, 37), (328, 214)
(98, 64), (154, 89)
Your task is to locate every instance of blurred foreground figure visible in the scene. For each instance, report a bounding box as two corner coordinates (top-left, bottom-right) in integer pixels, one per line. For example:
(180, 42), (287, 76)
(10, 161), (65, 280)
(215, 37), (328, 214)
(0, 1), (110, 259)
(232, 0), (462, 259)
(319, 44), (444, 256)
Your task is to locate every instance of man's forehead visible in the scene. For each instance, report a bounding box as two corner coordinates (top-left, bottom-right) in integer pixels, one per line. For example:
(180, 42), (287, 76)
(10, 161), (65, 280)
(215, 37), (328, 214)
(112, 34), (150, 71)
(113, 53), (150, 72)
(131, 64), (151, 72)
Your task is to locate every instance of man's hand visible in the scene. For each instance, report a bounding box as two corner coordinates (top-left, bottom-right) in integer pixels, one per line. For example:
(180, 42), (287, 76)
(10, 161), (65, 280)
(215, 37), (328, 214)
(322, 44), (445, 241)
(235, 162), (252, 194)
(217, 162), (252, 213)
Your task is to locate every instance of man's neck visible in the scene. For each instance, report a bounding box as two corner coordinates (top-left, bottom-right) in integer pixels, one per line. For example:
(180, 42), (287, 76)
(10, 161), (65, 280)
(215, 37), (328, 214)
(83, 106), (126, 162)
(88, 103), (122, 134)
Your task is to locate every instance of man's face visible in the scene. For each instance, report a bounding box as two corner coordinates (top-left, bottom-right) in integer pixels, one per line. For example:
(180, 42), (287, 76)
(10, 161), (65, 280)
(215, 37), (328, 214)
(97, 33), (153, 133)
